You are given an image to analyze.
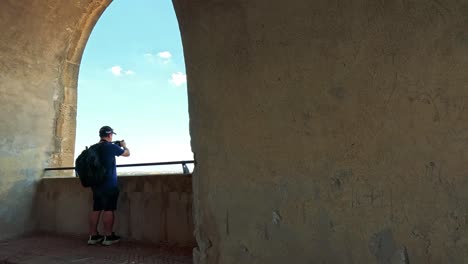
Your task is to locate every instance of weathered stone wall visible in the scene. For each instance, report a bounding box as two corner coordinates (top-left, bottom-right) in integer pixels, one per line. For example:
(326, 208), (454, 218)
(2, 0), (468, 263)
(35, 175), (195, 246)
(174, 1), (468, 263)
(0, 0), (110, 240)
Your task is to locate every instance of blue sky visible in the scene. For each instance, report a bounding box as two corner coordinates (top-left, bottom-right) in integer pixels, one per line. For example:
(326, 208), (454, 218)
(74, 0), (193, 173)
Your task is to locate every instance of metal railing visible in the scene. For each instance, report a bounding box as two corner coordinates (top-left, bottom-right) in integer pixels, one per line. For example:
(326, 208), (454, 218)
(44, 160), (195, 174)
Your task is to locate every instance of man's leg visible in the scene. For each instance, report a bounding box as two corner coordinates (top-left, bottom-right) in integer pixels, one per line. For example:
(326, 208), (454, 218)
(102, 211), (120, 245)
(101, 187), (120, 245)
(102, 210), (114, 235)
(89, 211), (101, 235)
(88, 189), (104, 245)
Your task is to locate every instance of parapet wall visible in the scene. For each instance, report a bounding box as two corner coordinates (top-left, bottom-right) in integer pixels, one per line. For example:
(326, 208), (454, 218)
(34, 174), (195, 247)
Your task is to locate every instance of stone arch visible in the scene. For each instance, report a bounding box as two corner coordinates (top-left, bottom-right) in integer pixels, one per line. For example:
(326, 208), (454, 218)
(48, 0), (203, 256)
(50, 0), (112, 167)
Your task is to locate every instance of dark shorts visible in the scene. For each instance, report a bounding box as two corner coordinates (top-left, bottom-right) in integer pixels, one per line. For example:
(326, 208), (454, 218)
(92, 186), (119, 211)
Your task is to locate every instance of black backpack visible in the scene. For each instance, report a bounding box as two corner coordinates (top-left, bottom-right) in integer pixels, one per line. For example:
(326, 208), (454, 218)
(75, 142), (107, 187)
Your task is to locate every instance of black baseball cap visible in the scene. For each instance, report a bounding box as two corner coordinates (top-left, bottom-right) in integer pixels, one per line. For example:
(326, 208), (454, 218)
(99, 126), (117, 137)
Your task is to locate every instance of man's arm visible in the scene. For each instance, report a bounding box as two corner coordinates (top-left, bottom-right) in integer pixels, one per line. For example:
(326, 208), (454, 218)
(120, 140), (130, 157)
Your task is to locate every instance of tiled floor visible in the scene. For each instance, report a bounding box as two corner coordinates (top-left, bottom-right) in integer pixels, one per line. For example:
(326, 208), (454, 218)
(0, 235), (192, 264)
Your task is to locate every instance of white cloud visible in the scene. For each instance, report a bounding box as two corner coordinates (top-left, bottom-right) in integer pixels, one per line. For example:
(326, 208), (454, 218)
(110, 65), (135, 76)
(144, 51), (173, 64)
(169, 72), (187, 86)
(157, 51), (172, 59)
(111, 66), (123, 76)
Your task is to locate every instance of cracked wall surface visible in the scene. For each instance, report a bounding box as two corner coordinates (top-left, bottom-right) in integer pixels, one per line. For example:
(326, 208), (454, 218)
(2, 0), (468, 263)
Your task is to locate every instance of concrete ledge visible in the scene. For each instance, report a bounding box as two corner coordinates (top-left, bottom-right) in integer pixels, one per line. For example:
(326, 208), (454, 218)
(34, 174), (195, 247)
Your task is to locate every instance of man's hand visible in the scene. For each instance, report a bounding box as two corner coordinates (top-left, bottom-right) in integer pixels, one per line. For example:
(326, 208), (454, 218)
(120, 140), (130, 157)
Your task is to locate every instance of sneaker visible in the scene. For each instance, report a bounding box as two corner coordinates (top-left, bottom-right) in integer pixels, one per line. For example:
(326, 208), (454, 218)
(87, 234), (104, 245)
(102, 232), (121, 246)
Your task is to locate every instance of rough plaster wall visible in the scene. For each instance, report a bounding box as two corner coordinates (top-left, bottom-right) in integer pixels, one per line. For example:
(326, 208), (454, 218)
(0, 0), (109, 240)
(174, 0), (468, 263)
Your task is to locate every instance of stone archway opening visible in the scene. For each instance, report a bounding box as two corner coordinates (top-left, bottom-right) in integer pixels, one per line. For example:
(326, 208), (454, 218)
(73, 0), (193, 175)
(38, 0), (198, 257)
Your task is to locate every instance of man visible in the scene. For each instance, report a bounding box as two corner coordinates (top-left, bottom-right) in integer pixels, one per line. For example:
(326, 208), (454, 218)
(87, 125), (130, 245)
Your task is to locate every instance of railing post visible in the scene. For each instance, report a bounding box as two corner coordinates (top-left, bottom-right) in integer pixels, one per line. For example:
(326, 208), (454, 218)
(182, 163), (189, 174)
